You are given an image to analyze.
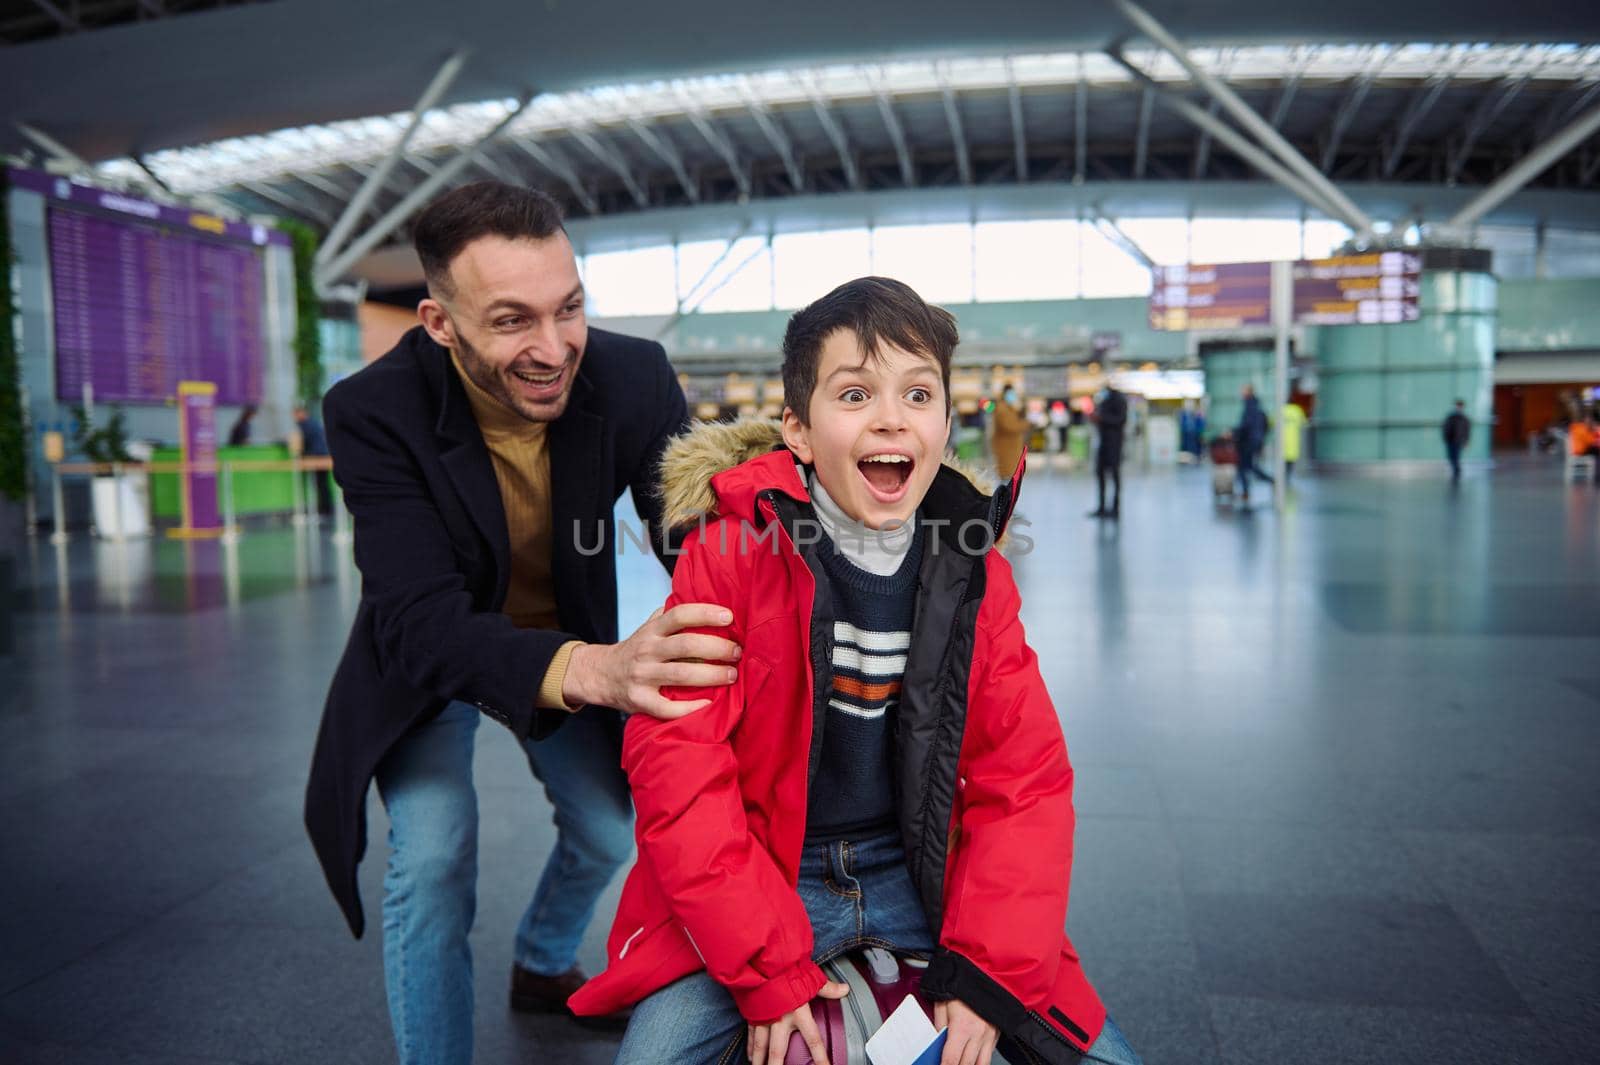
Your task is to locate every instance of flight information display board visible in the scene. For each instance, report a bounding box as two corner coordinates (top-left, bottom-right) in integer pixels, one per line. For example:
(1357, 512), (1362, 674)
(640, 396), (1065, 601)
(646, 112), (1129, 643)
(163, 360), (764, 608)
(49, 207), (266, 405)
(1149, 252), (1425, 331)
(1148, 262), (1273, 331)
(1292, 252), (1422, 325)
(8, 167), (288, 407)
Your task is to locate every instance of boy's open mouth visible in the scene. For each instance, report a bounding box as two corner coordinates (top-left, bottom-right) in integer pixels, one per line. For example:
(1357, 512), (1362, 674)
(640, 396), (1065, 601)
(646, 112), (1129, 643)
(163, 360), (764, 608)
(857, 453), (914, 500)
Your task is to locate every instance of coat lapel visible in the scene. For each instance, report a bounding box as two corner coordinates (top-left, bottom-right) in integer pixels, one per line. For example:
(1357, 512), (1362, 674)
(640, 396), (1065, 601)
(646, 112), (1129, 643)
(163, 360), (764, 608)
(548, 367), (603, 633)
(432, 350), (512, 604)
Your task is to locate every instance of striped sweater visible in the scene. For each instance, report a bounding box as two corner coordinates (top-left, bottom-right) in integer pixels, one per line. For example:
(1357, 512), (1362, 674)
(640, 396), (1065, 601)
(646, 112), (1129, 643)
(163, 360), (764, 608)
(804, 525), (923, 842)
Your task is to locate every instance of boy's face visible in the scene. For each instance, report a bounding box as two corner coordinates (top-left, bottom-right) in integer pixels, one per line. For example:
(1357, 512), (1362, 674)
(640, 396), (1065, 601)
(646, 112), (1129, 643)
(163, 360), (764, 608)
(782, 329), (949, 530)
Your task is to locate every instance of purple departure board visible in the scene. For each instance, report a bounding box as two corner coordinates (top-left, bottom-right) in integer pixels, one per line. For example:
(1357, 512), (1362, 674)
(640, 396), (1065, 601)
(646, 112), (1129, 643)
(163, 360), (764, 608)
(49, 206), (266, 406)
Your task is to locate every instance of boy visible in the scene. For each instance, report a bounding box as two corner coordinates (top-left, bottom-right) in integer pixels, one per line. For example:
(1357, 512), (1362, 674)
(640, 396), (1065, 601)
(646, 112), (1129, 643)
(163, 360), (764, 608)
(571, 278), (1139, 1065)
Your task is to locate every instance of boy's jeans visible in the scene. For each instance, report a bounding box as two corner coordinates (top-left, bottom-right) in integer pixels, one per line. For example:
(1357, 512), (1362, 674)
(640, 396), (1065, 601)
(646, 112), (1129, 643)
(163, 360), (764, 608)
(615, 832), (1143, 1064)
(374, 700), (635, 1065)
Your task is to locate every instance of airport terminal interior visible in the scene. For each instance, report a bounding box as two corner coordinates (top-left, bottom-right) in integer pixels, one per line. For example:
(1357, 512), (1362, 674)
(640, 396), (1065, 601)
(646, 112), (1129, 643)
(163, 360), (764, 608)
(2, 2), (1598, 1063)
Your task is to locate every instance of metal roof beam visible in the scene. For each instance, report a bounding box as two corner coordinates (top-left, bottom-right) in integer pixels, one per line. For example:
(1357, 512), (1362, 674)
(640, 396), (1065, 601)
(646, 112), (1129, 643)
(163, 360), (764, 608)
(27, 0), (78, 32)
(317, 95), (532, 289)
(1006, 59), (1028, 182)
(658, 227), (764, 339)
(296, 169), (356, 201)
(802, 77), (861, 191)
(567, 124), (649, 208)
(510, 136), (600, 215)
(1536, 80), (1600, 141)
(869, 72), (916, 188)
(239, 181), (335, 225)
(1581, 148), (1600, 186)
(674, 220), (753, 312)
(1448, 77), (1528, 184)
(1192, 99), (1220, 178)
(1383, 68), (1454, 178)
(318, 49), (468, 268)
(15, 122), (90, 172)
(938, 70), (972, 186)
(1108, 48), (1350, 227)
(1111, 0), (1375, 238)
(1075, 55), (1088, 184)
(1447, 97), (1600, 231)
(131, 155), (174, 195)
(1089, 207), (1156, 270)
(1269, 49), (1311, 128)
(678, 100), (751, 200)
(1193, 49), (1234, 177)
(1134, 87), (1154, 179)
(469, 148), (519, 185)
(1319, 63), (1381, 173)
(736, 81), (803, 193)
(627, 117), (700, 203)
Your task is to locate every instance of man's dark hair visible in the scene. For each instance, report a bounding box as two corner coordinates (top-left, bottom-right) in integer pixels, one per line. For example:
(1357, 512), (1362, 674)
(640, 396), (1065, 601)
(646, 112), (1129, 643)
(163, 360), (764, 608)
(413, 181), (566, 299)
(781, 276), (958, 424)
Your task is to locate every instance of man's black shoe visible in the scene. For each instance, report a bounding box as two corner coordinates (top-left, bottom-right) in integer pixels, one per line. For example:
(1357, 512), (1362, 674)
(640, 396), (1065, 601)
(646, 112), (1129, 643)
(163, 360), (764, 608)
(1087, 508), (1108, 518)
(510, 964), (632, 1032)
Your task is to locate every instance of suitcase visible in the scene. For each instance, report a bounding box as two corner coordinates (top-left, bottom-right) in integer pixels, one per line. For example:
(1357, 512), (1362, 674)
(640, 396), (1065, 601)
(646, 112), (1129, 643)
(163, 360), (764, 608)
(785, 948), (933, 1064)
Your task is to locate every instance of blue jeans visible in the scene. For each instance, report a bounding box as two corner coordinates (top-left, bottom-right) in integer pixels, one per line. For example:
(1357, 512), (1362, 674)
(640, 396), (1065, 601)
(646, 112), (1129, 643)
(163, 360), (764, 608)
(375, 701), (634, 1065)
(616, 833), (1142, 1064)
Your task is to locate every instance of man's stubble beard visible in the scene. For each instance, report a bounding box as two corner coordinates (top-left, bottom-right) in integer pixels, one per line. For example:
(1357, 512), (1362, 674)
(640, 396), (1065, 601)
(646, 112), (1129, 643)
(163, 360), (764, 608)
(453, 323), (576, 424)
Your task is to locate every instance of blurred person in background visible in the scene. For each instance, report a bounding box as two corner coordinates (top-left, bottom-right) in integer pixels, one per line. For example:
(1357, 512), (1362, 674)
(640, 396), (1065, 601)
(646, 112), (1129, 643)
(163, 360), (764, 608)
(1442, 399), (1471, 483)
(1280, 400), (1307, 485)
(1569, 409), (1600, 485)
(1178, 399), (1206, 463)
(1088, 384), (1128, 519)
(292, 403), (333, 516)
(227, 404), (257, 446)
(1234, 385), (1273, 503)
(991, 383), (1028, 480)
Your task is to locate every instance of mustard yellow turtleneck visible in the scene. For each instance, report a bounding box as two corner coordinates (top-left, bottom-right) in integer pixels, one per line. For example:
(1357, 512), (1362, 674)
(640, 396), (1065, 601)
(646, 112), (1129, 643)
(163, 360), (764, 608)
(451, 351), (578, 711)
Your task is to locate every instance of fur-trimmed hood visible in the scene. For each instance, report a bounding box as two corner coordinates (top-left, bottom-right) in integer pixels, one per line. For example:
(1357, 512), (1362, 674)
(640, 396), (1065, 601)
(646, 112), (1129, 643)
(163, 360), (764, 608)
(655, 417), (1001, 531)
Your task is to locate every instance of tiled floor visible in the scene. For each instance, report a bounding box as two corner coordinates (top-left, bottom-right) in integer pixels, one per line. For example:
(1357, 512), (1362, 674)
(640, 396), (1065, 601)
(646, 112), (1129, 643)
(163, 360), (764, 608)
(2, 460), (1597, 1065)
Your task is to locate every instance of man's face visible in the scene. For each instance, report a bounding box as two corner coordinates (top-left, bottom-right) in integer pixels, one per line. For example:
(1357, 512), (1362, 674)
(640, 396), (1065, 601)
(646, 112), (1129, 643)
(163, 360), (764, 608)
(418, 233), (587, 423)
(782, 330), (949, 530)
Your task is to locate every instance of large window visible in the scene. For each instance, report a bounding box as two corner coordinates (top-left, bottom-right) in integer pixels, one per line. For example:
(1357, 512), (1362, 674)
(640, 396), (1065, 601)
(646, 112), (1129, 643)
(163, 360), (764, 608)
(771, 229), (871, 308)
(581, 245), (676, 317)
(575, 215), (1588, 316)
(973, 221), (1079, 301)
(677, 237), (773, 312)
(870, 223), (976, 305)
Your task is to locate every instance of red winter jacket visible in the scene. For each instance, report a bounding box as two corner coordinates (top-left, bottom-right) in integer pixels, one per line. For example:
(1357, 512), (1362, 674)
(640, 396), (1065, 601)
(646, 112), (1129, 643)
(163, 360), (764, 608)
(570, 423), (1105, 1061)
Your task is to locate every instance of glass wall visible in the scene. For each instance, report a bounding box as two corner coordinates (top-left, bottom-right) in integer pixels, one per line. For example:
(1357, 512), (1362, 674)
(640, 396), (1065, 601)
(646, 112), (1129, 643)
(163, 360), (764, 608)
(576, 216), (1596, 318)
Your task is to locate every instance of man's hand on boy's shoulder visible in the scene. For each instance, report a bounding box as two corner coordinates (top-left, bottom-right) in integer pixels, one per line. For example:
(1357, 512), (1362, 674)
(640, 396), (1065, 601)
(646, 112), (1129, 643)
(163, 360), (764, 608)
(561, 603), (741, 718)
(934, 998), (1000, 1065)
(746, 979), (850, 1065)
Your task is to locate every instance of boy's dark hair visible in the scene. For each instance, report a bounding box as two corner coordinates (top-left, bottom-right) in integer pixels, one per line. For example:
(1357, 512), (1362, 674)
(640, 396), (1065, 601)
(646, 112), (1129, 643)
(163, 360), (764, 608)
(782, 277), (958, 425)
(413, 181), (566, 300)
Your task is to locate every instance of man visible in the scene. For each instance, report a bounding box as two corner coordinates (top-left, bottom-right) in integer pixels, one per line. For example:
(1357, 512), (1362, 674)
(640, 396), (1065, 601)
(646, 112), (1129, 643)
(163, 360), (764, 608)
(304, 182), (738, 1065)
(1442, 399), (1471, 483)
(1088, 385), (1128, 519)
(1235, 384), (1274, 503)
(292, 403), (332, 516)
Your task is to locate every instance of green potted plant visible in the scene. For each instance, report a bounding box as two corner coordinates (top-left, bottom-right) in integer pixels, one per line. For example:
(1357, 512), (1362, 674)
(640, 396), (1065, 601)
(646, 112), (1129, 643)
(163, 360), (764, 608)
(71, 404), (150, 538)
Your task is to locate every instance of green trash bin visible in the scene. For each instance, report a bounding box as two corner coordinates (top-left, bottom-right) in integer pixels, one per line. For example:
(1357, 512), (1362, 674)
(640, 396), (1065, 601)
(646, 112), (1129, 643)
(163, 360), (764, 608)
(953, 426), (986, 464)
(1067, 424), (1092, 464)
